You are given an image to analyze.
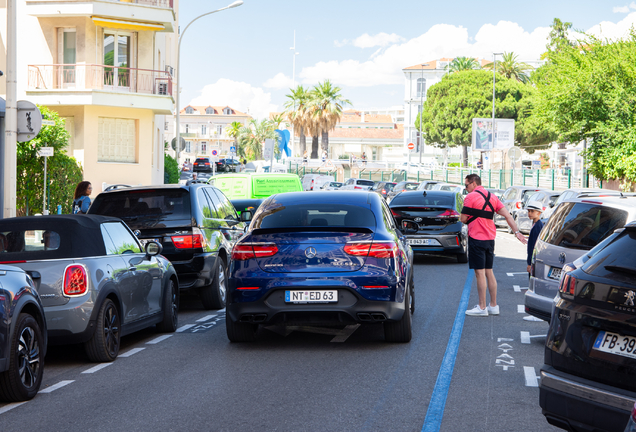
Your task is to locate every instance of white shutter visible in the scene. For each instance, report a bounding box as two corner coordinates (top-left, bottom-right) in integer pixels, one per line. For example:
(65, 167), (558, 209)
(98, 117), (136, 162)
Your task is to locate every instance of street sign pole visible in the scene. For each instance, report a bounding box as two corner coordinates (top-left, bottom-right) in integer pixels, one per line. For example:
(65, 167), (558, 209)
(38, 147), (54, 215)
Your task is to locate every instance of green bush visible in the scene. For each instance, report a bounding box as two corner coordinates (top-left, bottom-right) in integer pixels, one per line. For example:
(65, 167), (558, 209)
(164, 153), (179, 184)
(448, 162), (461, 167)
(338, 154), (349, 160)
(17, 106), (83, 216)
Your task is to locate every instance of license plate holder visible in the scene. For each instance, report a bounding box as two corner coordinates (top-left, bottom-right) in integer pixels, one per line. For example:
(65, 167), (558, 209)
(285, 290), (338, 304)
(593, 331), (636, 360)
(407, 238), (441, 246)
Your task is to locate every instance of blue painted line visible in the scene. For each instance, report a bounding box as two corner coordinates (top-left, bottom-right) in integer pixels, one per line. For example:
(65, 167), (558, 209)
(421, 269), (474, 432)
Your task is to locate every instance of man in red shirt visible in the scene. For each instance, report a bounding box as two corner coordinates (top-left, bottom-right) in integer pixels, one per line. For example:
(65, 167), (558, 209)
(460, 174), (527, 316)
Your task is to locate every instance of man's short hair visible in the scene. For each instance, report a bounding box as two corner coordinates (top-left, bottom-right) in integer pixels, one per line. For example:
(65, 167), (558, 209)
(465, 173), (481, 186)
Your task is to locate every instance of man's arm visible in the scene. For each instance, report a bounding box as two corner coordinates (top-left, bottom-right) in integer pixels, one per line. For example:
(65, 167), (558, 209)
(460, 214), (470, 224)
(497, 206), (528, 244)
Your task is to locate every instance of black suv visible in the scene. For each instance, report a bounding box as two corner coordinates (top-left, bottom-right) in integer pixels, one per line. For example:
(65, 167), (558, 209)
(216, 158), (241, 173)
(193, 157), (213, 172)
(88, 184), (246, 309)
(540, 222), (636, 432)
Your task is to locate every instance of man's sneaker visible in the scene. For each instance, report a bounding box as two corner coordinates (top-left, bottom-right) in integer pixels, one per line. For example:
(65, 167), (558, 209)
(487, 304), (500, 315)
(465, 305), (488, 316)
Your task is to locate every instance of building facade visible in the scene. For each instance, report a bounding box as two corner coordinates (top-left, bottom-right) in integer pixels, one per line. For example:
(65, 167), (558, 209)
(1, 0), (178, 194)
(166, 105), (252, 164)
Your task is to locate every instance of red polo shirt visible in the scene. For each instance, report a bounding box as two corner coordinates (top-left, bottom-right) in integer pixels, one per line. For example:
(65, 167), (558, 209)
(463, 186), (504, 241)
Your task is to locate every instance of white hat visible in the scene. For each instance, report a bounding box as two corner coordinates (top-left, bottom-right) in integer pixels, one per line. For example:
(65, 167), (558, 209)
(526, 200), (544, 212)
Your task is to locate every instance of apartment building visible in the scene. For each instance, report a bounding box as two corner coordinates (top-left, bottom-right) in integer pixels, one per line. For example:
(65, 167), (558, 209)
(166, 105), (252, 164)
(1, 0), (178, 193)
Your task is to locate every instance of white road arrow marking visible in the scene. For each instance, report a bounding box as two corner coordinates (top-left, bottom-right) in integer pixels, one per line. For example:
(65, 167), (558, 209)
(524, 366), (540, 387)
(498, 343), (513, 352)
(497, 337), (514, 342)
(521, 331), (547, 344)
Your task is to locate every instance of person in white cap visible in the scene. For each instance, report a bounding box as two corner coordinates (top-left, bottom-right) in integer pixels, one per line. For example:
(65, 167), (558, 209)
(526, 200), (544, 273)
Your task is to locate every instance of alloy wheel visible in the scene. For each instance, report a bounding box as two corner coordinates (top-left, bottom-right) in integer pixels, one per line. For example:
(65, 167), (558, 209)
(218, 265), (227, 303)
(17, 326), (40, 389)
(103, 304), (120, 357)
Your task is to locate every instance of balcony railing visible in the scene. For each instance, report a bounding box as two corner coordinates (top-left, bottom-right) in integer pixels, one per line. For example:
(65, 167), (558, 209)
(123, 0), (174, 7)
(28, 64), (174, 97)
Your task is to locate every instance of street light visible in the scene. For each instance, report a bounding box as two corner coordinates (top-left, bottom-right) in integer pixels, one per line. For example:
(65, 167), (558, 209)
(491, 52), (503, 170)
(419, 63), (429, 165)
(174, 0), (243, 165)
(290, 30), (299, 156)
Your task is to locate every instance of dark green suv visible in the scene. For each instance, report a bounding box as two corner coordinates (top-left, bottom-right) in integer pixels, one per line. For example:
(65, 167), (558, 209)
(89, 184), (246, 309)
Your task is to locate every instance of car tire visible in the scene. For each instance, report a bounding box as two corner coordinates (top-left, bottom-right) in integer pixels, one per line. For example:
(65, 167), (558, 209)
(0, 313), (44, 402)
(84, 299), (120, 362)
(199, 257), (227, 310)
(457, 247), (468, 263)
(156, 278), (179, 333)
(226, 314), (257, 342)
(384, 285), (413, 343)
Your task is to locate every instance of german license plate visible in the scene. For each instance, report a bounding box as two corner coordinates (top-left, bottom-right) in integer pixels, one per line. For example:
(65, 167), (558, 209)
(548, 267), (562, 280)
(285, 290), (338, 304)
(593, 331), (636, 360)
(408, 238), (441, 246)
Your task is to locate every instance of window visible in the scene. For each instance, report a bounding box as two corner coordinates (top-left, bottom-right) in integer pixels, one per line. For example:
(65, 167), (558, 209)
(164, 121), (168, 131)
(57, 28), (76, 86)
(98, 117), (136, 163)
(186, 142), (191, 153)
(216, 125), (223, 135)
(205, 107), (215, 114)
(101, 222), (142, 255)
(185, 124), (189, 133)
(103, 32), (132, 88)
(416, 78), (426, 98)
(198, 189), (220, 219)
(211, 189), (238, 220)
(255, 204), (376, 229)
(222, 107), (233, 115)
(185, 107), (194, 114)
(201, 125), (206, 135)
(201, 142), (207, 153)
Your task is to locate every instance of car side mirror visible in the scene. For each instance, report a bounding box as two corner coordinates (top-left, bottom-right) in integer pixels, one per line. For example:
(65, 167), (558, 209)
(226, 216), (241, 227)
(240, 210), (253, 222)
(145, 241), (163, 257)
(401, 220), (419, 234)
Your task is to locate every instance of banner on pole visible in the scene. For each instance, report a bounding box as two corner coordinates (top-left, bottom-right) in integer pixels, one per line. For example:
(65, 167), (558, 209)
(471, 118), (515, 152)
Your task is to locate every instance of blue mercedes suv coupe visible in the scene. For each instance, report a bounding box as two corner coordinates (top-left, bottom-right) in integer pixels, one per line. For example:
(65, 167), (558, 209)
(226, 191), (415, 343)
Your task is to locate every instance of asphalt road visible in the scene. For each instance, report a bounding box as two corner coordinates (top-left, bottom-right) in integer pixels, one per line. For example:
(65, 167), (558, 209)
(0, 230), (559, 432)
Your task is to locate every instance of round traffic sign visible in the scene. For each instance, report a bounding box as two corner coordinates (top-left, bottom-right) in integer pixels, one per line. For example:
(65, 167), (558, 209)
(407, 142), (415, 150)
(212, 149), (218, 156)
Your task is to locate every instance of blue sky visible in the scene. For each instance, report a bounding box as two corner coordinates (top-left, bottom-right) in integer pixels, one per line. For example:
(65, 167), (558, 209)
(177, 0), (636, 119)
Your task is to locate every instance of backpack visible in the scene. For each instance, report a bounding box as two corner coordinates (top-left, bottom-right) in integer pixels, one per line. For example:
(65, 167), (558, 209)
(73, 197), (86, 214)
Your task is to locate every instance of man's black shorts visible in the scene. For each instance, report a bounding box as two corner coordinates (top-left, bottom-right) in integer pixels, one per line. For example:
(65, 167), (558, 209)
(468, 237), (495, 270)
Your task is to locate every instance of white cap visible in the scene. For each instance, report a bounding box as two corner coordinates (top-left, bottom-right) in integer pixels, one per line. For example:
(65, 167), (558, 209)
(526, 200), (544, 212)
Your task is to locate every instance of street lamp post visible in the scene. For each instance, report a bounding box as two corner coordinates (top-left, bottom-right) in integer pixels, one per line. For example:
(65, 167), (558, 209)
(419, 63), (429, 165)
(491, 52), (503, 171)
(290, 30), (299, 157)
(174, 1), (243, 166)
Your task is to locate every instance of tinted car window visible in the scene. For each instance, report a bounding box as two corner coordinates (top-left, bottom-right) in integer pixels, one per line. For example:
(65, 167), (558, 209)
(390, 194), (454, 207)
(581, 230), (636, 284)
(521, 190), (538, 203)
(254, 204), (376, 229)
(101, 222), (142, 254)
(90, 189), (191, 224)
(0, 230), (60, 253)
(540, 202), (628, 249)
(356, 180), (375, 187)
(212, 189), (238, 220)
(198, 189), (220, 219)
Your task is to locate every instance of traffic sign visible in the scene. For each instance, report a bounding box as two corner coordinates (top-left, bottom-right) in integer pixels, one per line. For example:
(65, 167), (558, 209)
(37, 147), (54, 157)
(17, 100), (43, 142)
(230, 146), (236, 153)
(41, 120), (56, 126)
(407, 142), (415, 150)
(212, 149), (218, 156)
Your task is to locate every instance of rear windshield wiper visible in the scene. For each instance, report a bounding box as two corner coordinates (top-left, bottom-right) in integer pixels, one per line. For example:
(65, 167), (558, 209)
(603, 265), (636, 276)
(560, 241), (593, 250)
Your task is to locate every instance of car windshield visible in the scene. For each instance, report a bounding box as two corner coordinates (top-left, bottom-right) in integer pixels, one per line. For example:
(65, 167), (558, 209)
(540, 202), (628, 250)
(254, 204), (376, 229)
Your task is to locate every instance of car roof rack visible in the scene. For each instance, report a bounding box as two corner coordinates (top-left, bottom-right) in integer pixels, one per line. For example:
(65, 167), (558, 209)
(576, 191), (636, 199)
(104, 184), (131, 191)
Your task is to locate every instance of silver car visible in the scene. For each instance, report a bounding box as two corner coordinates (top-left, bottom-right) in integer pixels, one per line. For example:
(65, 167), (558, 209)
(516, 190), (561, 233)
(524, 196), (636, 321)
(494, 186), (548, 231)
(0, 215), (179, 362)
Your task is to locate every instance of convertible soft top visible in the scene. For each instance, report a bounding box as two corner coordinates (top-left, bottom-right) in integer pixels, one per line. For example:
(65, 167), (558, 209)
(0, 214), (124, 260)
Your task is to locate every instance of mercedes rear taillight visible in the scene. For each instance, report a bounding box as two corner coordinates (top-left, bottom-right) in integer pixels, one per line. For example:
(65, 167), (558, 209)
(344, 242), (397, 258)
(231, 243), (278, 260)
(64, 265), (88, 296)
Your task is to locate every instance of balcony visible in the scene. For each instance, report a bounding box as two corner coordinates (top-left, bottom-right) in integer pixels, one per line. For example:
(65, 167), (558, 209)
(27, 64), (174, 114)
(26, 0), (175, 32)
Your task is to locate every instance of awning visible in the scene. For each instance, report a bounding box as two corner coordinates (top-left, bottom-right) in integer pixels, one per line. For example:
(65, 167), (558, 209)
(91, 17), (165, 31)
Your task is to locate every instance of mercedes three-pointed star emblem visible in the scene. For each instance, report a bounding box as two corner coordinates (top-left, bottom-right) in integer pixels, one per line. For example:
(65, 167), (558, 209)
(305, 247), (317, 259)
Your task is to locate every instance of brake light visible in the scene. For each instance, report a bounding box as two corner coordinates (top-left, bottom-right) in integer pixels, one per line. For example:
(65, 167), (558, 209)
(64, 265), (88, 296)
(231, 243), (278, 260)
(382, 190), (387, 194)
(438, 209), (460, 219)
(456, 236), (460, 246)
(237, 286), (260, 290)
(559, 274), (577, 295)
(0, 260), (26, 264)
(204, 162), (210, 165)
(171, 234), (204, 249)
(516, 201), (522, 209)
(362, 286), (389, 289)
(391, 209), (400, 217)
(401, 189), (407, 192)
(344, 242), (397, 258)
(355, 186), (362, 190)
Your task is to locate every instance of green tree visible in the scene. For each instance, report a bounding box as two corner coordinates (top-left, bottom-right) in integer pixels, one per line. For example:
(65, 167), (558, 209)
(532, 31), (636, 183)
(309, 80), (351, 156)
(164, 153), (179, 183)
(483, 52), (533, 83)
(446, 57), (481, 73)
(237, 119), (277, 160)
(418, 70), (554, 166)
(16, 106), (83, 216)
(544, 18), (575, 56)
(284, 85), (310, 157)
(226, 121), (242, 150)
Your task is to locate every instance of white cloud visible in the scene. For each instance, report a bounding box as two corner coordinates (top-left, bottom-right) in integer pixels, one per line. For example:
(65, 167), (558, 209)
(300, 22), (550, 87)
(352, 33), (406, 48)
(263, 72), (295, 90)
(614, 5), (630, 13)
(587, 11), (636, 39)
(189, 79), (277, 120)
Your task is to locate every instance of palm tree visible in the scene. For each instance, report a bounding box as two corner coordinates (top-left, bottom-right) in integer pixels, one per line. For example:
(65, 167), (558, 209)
(226, 120), (242, 151)
(283, 85), (310, 158)
(236, 119), (277, 160)
(483, 52), (533, 83)
(310, 80), (351, 157)
(446, 57), (480, 73)
(270, 113), (285, 129)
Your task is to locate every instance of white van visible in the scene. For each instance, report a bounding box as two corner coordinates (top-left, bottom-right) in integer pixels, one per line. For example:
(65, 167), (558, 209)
(301, 174), (335, 191)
